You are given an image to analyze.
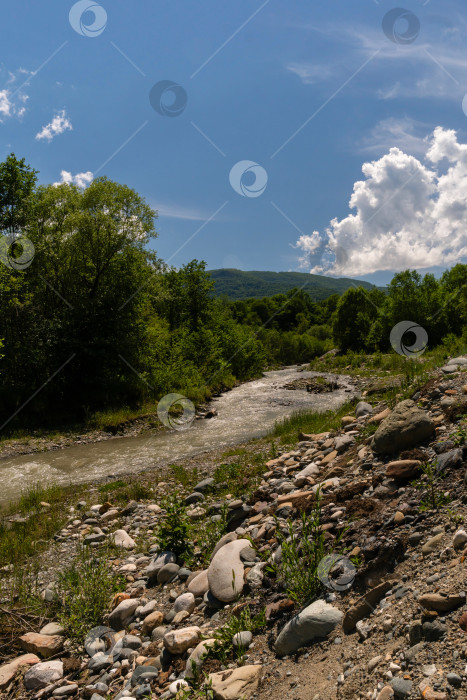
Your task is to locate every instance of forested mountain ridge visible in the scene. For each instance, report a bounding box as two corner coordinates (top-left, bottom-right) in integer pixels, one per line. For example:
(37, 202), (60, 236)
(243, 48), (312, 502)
(208, 268), (382, 300)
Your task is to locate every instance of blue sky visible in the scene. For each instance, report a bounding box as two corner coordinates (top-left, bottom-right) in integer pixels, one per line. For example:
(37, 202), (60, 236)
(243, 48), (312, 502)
(2, 0), (467, 284)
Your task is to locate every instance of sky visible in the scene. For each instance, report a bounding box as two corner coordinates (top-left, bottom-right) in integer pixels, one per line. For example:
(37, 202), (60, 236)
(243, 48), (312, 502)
(1, 0), (467, 285)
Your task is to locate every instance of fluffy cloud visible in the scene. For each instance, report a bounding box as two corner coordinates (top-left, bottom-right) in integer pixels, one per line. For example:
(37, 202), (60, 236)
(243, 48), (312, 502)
(53, 170), (93, 188)
(36, 110), (72, 142)
(0, 89), (28, 121)
(296, 127), (467, 276)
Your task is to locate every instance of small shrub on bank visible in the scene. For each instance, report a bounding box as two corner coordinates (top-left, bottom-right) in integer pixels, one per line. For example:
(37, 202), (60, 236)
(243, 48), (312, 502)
(157, 497), (193, 562)
(55, 546), (125, 644)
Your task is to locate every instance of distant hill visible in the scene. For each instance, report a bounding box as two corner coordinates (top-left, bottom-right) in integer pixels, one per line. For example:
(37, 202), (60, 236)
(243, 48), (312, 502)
(208, 268), (380, 301)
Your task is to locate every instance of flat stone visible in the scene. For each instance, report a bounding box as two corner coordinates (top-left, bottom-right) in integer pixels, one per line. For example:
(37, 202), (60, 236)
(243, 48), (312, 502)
(274, 599), (342, 655)
(0, 654), (40, 690)
(39, 622), (65, 636)
(208, 665), (263, 700)
(194, 477), (215, 492)
(163, 626), (201, 654)
(208, 539), (250, 602)
(368, 408), (391, 425)
(19, 633), (64, 658)
(386, 460), (421, 481)
(418, 592), (465, 613)
(24, 660), (63, 691)
(52, 684), (78, 696)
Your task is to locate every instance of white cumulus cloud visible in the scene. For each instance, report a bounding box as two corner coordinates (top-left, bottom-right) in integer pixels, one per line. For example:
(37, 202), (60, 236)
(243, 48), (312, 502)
(296, 126), (467, 276)
(53, 170), (94, 188)
(36, 110), (72, 142)
(0, 89), (28, 122)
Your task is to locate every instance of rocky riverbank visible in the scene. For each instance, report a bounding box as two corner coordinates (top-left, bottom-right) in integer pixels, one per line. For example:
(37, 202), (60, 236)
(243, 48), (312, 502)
(1, 357), (467, 699)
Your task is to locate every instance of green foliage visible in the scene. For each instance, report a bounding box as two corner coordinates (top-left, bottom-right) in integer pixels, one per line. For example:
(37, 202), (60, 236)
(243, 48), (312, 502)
(208, 605), (266, 663)
(157, 497), (193, 561)
(1, 153), (466, 434)
(271, 489), (326, 605)
(413, 460), (450, 511)
(55, 546), (125, 643)
(452, 417), (467, 446)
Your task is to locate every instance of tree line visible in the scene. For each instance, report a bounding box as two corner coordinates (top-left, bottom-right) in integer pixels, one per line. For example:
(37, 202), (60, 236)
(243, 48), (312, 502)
(0, 153), (465, 430)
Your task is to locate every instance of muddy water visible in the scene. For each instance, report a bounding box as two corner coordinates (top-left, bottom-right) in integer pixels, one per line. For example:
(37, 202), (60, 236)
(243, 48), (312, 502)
(0, 367), (356, 505)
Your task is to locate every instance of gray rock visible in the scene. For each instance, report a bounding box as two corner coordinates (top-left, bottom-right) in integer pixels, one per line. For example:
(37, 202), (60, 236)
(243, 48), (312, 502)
(157, 563), (180, 584)
(335, 435), (355, 453)
(130, 665), (159, 687)
(194, 477), (215, 492)
(174, 592), (195, 614)
(447, 672), (462, 688)
(372, 400), (435, 454)
(356, 401), (373, 418)
(435, 448), (463, 473)
(390, 677), (412, 697)
(108, 599), (139, 631)
(143, 551), (176, 580)
(24, 661), (64, 690)
(274, 599), (343, 655)
(448, 356), (467, 366)
(122, 635), (142, 650)
(88, 653), (112, 673)
(185, 492), (204, 505)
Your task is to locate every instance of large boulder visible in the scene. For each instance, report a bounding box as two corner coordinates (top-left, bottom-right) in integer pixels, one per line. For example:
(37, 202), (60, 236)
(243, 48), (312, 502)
(371, 400), (435, 454)
(274, 599), (342, 655)
(208, 539), (249, 603)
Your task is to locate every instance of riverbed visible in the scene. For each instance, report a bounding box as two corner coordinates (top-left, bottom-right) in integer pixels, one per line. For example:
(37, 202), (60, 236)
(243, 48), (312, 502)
(0, 367), (357, 505)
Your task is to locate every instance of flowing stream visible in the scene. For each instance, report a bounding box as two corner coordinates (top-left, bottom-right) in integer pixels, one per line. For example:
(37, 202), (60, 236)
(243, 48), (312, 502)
(0, 367), (357, 506)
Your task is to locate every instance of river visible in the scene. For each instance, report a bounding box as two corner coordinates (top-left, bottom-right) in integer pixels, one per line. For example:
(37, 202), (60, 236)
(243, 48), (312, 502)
(0, 367), (356, 505)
